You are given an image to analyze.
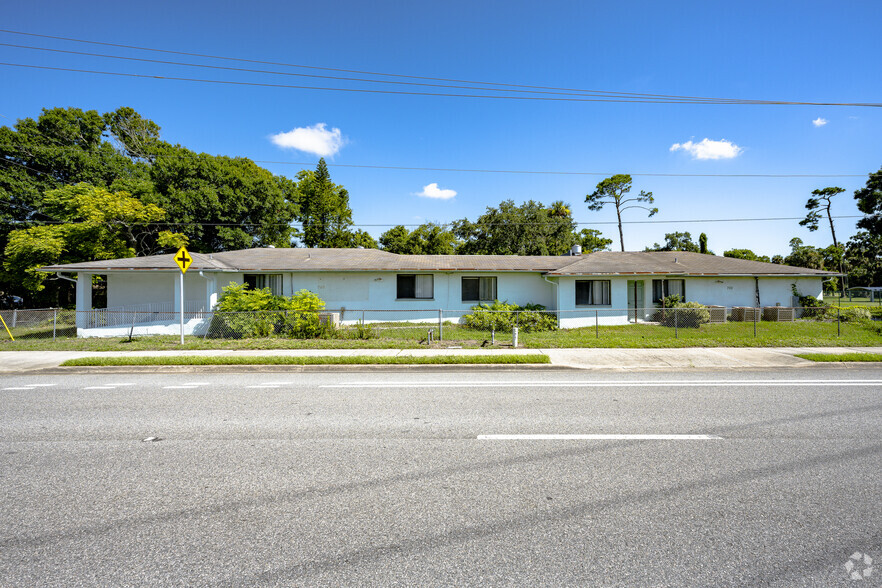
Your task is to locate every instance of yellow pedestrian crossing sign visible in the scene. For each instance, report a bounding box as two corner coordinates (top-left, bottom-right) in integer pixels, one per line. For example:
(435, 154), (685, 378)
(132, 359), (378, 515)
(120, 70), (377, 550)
(174, 246), (193, 274)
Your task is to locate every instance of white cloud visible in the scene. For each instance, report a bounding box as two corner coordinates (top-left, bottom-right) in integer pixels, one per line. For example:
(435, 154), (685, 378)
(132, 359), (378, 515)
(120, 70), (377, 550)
(415, 183), (457, 199)
(812, 117), (828, 127)
(269, 123), (346, 157)
(669, 138), (742, 160)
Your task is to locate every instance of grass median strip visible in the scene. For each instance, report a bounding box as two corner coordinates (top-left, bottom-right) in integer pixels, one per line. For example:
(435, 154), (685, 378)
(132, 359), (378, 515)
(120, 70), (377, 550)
(61, 354), (551, 367)
(795, 352), (882, 363)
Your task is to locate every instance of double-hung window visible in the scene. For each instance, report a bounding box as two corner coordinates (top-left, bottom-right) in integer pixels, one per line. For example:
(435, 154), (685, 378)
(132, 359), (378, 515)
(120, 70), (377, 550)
(652, 279), (685, 303)
(397, 274), (434, 299)
(461, 277), (497, 302)
(244, 274), (283, 296)
(575, 280), (611, 305)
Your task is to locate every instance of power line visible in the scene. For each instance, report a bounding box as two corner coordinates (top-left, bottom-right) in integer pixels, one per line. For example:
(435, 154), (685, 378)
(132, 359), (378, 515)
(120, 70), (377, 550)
(0, 144), (867, 179)
(0, 28), (829, 104)
(0, 42), (748, 102)
(2, 61), (880, 108)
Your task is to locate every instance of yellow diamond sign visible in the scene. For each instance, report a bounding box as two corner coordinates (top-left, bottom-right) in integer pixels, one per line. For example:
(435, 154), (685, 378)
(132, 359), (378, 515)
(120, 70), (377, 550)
(174, 246), (193, 274)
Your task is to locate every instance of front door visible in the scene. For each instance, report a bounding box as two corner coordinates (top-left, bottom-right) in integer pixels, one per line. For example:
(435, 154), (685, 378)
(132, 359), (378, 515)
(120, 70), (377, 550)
(627, 280), (645, 322)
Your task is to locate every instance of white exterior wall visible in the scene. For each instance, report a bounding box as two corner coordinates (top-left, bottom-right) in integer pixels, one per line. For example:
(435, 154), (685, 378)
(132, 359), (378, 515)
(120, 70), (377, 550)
(82, 268), (827, 336)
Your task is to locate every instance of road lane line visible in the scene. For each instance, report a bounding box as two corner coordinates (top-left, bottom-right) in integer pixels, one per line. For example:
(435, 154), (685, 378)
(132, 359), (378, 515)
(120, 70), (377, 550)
(162, 385), (200, 389)
(478, 434), (724, 440)
(24, 383), (57, 387)
(3, 387), (35, 390)
(323, 379), (882, 389)
(83, 386), (117, 390)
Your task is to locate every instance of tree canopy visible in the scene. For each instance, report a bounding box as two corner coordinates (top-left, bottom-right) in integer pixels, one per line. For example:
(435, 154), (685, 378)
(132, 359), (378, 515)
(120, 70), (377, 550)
(646, 232), (700, 252)
(576, 229), (613, 252)
(723, 249), (771, 263)
(452, 199), (577, 256)
(379, 223), (457, 254)
(854, 166), (882, 236)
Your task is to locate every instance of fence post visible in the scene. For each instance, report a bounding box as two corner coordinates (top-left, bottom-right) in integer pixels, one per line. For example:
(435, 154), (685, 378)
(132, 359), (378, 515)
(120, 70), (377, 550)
(12, 309), (17, 328)
(595, 310), (599, 338)
(837, 307), (841, 337)
(438, 309), (443, 341)
(362, 309), (365, 327)
(674, 308), (678, 339)
(753, 307), (757, 337)
(512, 326), (519, 348)
(52, 309), (58, 341)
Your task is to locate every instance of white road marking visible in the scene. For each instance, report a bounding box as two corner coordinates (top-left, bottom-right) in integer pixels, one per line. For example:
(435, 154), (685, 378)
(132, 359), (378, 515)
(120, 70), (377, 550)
(3, 387), (35, 390)
(182, 382), (209, 386)
(323, 379), (882, 389)
(24, 383), (57, 387)
(107, 383), (135, 386)
(83, 386), (118, 390)
(246, 385), (281, 389)
(478, 434), (724, 440)
(163, 385), (200, 389)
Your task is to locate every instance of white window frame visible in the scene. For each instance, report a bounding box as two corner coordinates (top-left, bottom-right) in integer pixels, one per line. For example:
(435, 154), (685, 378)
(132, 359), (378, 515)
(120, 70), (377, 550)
(461, 276), (497, 302)
(396, 274), (434, 300)
(575, 280), (611, 306)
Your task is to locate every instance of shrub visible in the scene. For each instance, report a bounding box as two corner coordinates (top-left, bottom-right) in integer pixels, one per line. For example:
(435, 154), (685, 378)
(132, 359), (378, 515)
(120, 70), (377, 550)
(656, 301), (710, 327)
(210, 284), (332, 339)
(278, 289), (330, 338)
(462, 300), (557, 332)
(840, 306), (872, 322)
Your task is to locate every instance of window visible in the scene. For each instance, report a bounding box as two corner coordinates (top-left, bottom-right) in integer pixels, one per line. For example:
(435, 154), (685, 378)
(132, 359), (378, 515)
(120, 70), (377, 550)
(652, 279), (685, 303)
(462, 277), (497, 302)
(397, 274), (434, 299)
(244, 274), (283, 296)
(575, 280), (611, 305)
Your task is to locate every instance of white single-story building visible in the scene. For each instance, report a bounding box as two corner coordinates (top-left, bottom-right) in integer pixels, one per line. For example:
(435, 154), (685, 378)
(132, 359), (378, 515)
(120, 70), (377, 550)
(41, 247), (835, 337)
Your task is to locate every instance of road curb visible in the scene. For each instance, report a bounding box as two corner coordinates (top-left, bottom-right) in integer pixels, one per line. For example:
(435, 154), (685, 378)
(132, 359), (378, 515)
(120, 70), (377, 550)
(23, 364), (580, 375)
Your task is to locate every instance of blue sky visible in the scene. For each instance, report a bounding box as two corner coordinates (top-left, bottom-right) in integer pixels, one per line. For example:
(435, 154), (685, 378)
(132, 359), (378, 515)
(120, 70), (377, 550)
(2, 0), (880, 256)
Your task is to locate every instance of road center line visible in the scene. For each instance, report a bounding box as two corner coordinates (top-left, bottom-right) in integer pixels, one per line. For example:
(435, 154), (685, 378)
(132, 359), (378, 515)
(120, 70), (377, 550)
(478, 434), (724, 440)
(323, 380), (882, 389)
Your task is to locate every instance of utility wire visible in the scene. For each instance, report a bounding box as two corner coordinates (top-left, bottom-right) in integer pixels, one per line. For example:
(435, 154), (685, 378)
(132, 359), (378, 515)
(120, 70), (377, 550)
(0, 42), (748, 102)
(0, 28), (822, 104)
(2, 61), (880, 107)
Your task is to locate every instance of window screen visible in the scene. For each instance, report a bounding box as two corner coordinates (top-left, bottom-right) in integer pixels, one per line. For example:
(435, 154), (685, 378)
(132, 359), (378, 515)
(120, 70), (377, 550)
(397, 274), (433, 299)
(244, 274), (283, 296)
(652, 279), (686, 303)
(462, 277), (497, 301)
(575, 280), (611, 305)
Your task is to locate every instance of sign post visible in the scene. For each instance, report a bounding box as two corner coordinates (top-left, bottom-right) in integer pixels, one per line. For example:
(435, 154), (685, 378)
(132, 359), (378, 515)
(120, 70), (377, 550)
(174, 246), (193, 345)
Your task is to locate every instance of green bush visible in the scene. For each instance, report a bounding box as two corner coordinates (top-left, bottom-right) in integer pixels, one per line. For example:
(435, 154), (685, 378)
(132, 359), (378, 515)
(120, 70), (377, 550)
(210, 284), (332, 339)
(656, 301), (710, 327)
(462, 300), (557, 332)
(840, 306), (872, 322)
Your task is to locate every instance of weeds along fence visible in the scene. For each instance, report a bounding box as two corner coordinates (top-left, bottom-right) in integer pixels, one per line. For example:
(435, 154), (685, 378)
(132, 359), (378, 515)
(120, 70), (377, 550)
(1, 306), (877, 342)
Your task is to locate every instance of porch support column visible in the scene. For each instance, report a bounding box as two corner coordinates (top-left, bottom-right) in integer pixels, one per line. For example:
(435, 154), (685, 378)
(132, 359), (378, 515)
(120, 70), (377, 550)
(75, 272), (92, 328)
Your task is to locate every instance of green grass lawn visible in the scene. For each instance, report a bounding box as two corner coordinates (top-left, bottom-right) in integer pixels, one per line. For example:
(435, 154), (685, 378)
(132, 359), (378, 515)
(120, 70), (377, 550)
(795, 352), (882, 362)
(2, 318), (879, 351)
(61, 354), (550, 367)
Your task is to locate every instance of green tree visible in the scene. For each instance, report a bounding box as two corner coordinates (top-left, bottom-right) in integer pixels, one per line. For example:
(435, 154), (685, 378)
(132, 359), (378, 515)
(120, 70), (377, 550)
(784, 237), (825, 270)
(585, 174), (657, 251)
(294, 158), (354, 247)
(342, 229), (379, 249)
(149, 145), (298, 252)
(698, 232), (710, 254)
(576, 228), (613, 252)
(845, 231), (882, 287)
(3, 183), (183, 293)
(723, 249), (771, 263)
(854, 165), (882, 236)
(646, 232), (700, 252)
(453, 200), (576, 255)
(379, 223), (457, 254)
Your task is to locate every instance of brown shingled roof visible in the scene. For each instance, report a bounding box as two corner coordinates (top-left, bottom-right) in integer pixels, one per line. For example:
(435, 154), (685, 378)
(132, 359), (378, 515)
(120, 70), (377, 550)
(40, 248), (836, 276)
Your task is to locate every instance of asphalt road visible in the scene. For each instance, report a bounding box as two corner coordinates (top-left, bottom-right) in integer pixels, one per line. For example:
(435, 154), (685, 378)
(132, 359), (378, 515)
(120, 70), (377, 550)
(1, 368), (881, 587)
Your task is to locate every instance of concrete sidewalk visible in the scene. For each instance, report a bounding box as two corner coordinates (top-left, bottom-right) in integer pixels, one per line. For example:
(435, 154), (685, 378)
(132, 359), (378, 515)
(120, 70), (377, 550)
(1, 347), (879, 372)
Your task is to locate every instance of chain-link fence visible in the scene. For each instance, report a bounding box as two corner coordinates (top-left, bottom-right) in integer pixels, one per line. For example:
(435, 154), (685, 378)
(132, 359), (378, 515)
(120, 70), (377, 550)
(2, 305), (876, 345)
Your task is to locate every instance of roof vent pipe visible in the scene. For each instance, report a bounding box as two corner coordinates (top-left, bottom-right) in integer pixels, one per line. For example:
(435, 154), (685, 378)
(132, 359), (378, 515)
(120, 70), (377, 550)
(570, 244), (582, 256)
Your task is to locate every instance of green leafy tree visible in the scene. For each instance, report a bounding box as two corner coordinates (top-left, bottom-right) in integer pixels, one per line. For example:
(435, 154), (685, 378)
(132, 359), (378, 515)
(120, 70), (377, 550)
(3, 183), (183, 293)
(646, 232), (700, 252)
(380, 223), (457, 254)
(698, 233), (711, 254)
(342, 229), (379, 249)
(854, 165), (882, 235)
(585, 174), (657, 251)
(845, 231), (882, 287)
(784, 237), (825, 270)
(576, 228), (613, 252)
(149, 144), (298, 252)
(294, 158), (354, 248)
(453, 200), (577, 255)
(723, 249), (771, 263)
